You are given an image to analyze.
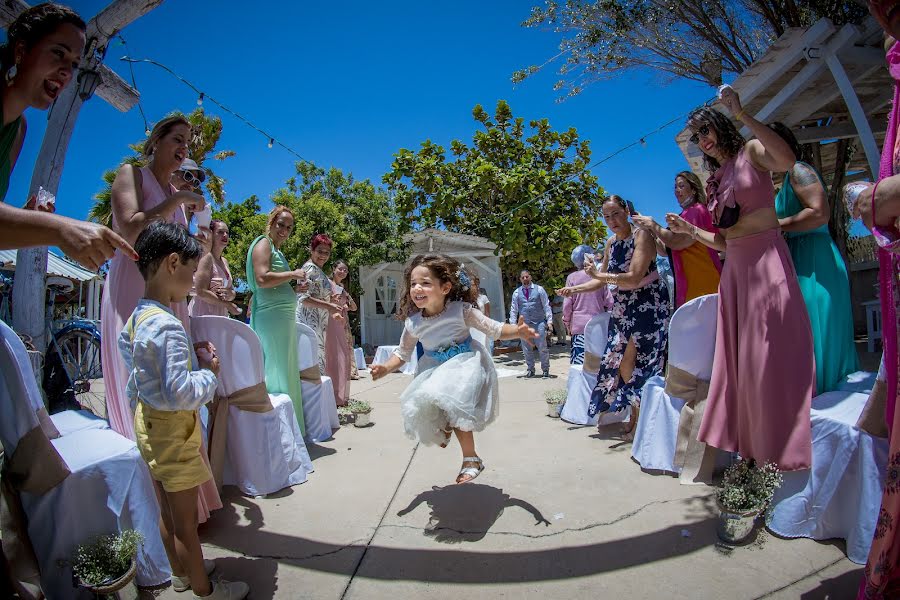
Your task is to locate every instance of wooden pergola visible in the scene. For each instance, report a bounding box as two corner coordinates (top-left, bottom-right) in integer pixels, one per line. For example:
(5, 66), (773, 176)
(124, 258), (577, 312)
(676, 16), (890, 208)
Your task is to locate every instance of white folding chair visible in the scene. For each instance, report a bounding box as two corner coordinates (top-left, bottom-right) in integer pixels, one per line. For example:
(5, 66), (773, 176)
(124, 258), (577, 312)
(296, 322), (340, 443)
(191, 316), (313, 497)
(560, 313), (628, 426)
(0, 321), (170, 597)
(766, 389), (889, 564)
(373, 344), (417, 374)
(631, 294), (725, 483)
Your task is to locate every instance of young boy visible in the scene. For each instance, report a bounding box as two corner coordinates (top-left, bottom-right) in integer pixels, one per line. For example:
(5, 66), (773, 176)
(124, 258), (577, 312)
(121, 222), (249, 600)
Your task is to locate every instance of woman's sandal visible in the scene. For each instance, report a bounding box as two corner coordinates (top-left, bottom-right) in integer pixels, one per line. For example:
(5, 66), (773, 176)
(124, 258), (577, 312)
(439, 427), (453, 448)
(456, 457), (485, 484)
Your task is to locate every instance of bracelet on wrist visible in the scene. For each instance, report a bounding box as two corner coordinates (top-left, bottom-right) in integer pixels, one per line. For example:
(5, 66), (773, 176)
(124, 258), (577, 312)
(735, 109), (747, 122)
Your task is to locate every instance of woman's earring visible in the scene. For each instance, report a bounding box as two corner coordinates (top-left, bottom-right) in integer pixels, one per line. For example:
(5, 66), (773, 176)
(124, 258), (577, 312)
(5, 64), (17, 84)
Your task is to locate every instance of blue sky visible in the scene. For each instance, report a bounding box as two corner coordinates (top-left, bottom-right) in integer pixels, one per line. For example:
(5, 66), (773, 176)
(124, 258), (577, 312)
(9, 0), (716, 231)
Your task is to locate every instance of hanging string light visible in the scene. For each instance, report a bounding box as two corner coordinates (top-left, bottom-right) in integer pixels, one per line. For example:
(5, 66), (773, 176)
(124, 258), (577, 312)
(121, 56), (314, 162)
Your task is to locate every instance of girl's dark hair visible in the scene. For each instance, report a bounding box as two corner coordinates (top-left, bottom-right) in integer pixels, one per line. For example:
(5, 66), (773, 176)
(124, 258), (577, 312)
(687, 107), (746, 172)
(399, 254), (478, 319)
(332, 259), (349, 276)
(135, 221), (202, 279)
(209, 219), (226, 232)
(767, 122), (803, 165)
(1, 3), (85, 81)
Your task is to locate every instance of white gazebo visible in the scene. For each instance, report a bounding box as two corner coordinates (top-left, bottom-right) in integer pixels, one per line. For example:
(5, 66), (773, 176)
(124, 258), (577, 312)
(358, 229), (504, 348)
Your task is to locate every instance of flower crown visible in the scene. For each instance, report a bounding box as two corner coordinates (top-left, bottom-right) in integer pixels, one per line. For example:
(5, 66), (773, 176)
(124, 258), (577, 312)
(456, 264), (471, 291)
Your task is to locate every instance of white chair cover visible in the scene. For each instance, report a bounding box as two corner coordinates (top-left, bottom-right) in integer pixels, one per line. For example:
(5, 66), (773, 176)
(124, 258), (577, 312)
(632, 294), (722, 481)
(354, 347), (367, 371)
(296, 322), (339, 443)
(560, 313), (628, 426)
(49, 409), (109, 437)
(373, 344), (417, 375)
(191, 316), (313, 496)
(838, 370), (877, 394)
(0, 321), (170, 596)
(766, 390), (889, 564)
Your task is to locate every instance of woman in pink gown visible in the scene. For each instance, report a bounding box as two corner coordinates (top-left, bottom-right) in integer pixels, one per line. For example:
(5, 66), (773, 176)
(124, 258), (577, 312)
(325, 260), (356, 406)
(100, 114), (222, 522)
(189, 220), (240, 318)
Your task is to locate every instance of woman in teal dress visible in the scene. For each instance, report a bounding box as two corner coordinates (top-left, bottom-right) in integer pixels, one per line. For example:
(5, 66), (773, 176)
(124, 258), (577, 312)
(247, 205), (310, 433)
(770, 123), (859, 394)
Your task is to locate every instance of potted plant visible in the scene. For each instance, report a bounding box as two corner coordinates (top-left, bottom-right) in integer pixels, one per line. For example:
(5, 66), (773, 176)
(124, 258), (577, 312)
(544, 389), (566, 418)
(72, 529), (143, 596)
(349, 399), (372, 427)
(715, 460), (782, 544)
(337, 405), (352, 426)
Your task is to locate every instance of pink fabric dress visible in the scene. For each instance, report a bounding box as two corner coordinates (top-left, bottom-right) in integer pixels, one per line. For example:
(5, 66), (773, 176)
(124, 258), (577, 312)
(324, 280), (351, 406)
(696, 148), (814, 471)
(100, 166), (222, 522)
(188, 257), (234, 318)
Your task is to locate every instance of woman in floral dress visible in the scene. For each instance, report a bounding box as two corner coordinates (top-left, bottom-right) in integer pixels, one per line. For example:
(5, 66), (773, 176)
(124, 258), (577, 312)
(296, 233), (344, 374)
(558, 195), (670, 439)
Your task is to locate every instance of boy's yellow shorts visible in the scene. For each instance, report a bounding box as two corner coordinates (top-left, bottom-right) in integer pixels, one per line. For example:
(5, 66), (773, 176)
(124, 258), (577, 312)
(134, 402), (211, 493)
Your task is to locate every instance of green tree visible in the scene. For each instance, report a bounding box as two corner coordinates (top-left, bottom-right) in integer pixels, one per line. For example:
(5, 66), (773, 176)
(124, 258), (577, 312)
(514, 1), (868, 99)
(87, 108), (235, 226)
(217, 163), (408, 334)
(383, 100), (607, 291)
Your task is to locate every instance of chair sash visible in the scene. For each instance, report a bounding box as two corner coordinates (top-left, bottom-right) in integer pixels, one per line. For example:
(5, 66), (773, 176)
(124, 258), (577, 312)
(299, 365), (321, 383)
(583, 351), (602, 374)
(0, 409), (71, 598)
(207, 382), (273, 488)
(666, 365), (717, 484)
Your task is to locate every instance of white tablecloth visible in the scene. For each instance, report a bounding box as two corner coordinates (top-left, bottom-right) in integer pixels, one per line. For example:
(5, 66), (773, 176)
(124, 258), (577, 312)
(354, 347), (367, 371)
(373, 345), (417, 374)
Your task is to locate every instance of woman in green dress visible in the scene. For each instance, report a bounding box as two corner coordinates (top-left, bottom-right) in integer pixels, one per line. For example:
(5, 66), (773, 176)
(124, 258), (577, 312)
(770, 122), (859, 394)
(247, 206), (310, 433)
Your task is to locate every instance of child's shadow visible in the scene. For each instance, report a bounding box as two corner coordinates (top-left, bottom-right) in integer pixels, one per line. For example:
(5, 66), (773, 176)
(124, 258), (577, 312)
(396, 484), (550, 544)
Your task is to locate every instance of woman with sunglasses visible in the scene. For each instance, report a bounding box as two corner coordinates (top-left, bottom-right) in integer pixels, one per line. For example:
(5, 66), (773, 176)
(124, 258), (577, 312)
(666, 91), (814, 472)
(632, 171), (722, 309)
(557, 195), (670, 439)
(101, 114), (224, 524)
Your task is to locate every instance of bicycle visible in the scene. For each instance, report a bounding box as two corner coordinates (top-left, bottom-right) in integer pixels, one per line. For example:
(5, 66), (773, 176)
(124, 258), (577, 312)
(42, 277), (105, 418)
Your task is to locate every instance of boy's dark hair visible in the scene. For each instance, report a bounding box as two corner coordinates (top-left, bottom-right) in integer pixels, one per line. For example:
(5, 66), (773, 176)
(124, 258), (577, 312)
(135, 221), (202, 279)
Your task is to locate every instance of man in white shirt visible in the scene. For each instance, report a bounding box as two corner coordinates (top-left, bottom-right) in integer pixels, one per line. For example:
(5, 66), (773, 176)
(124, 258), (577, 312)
(509, 270), (553, 378)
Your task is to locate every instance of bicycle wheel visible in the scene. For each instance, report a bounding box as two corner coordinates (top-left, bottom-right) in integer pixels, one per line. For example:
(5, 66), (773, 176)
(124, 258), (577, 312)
(56, 328), (105, 418)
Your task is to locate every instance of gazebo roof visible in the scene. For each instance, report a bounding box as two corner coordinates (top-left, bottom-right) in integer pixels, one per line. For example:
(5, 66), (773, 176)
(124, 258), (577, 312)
(407, 228), (498, 254)
(676, 16), (889, 185)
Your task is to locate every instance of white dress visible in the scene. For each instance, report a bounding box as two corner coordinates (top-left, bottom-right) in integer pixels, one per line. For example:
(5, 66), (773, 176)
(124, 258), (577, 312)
(393, 301), (503, 445)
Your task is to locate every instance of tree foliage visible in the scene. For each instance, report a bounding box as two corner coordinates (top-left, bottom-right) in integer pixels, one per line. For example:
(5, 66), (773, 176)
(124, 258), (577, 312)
(216, 162), (408, 334)
(514, 0), (868, 99)
(87, 108), (235, 226)
(383, 100), (607, 291)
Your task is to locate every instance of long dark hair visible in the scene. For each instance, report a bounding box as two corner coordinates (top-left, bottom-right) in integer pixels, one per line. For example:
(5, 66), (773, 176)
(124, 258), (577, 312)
(1, 3), (85, 84)
(768, 122), (804, 165)
(687, 107), (746, 172)
(398, 254), (478, 319)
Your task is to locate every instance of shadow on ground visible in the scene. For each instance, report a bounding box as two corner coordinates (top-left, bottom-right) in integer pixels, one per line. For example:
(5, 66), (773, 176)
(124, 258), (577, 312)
(395, 484), (550, 543)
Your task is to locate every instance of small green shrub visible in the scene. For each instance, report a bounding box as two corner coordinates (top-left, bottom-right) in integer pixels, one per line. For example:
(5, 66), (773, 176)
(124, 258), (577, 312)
(349, 399), (371, 414)
(543, 389), (567, 404)
(73, 530), (143, 586)
(716, 460), (782, 513)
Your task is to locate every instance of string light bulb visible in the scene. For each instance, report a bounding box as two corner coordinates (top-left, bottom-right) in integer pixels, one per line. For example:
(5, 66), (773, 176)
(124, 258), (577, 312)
(145, 128), (151, 136)
(267, 138), (274, 149)
(640, 138), (647, 147)
(197, 92), (204, 106)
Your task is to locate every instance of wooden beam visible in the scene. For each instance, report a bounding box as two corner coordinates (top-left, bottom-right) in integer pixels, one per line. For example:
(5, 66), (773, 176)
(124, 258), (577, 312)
(826, 52), (881, 177)
(784, 62), (882, 124)
(839, 45), (889, 66)
(95, 65), (139, 112)
(793, 119), (884, 143)
(86, 0), (163, 39)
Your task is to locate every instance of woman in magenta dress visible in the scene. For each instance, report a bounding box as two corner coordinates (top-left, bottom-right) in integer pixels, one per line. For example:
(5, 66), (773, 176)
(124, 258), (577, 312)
(325, 259), (356, 406)
(189, 219), (241, 318)
(100, 114), (222, 522)
(666, 90), (814, 472)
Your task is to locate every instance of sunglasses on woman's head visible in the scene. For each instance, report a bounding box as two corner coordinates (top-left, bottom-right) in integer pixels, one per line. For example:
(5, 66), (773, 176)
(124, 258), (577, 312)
(689, 125), (711, 145)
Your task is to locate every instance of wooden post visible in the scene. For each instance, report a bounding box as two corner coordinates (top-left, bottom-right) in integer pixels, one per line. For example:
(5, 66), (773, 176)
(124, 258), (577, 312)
(827, 138), (852, 264)
(2, 0), (159, 350)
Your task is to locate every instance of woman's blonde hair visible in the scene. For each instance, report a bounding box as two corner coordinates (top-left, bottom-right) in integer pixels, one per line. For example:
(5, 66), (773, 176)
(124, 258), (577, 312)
(143, 114), (191, 157)
(265, 205), (295, 236)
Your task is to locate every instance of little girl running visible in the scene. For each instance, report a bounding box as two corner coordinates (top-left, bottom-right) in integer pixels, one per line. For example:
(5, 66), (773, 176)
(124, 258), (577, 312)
(371, 254), (538, 484)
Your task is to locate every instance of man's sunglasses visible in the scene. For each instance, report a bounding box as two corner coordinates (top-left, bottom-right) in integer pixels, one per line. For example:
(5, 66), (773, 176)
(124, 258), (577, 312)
(689, 124), (712, 145)
(179, 169), (203, 188)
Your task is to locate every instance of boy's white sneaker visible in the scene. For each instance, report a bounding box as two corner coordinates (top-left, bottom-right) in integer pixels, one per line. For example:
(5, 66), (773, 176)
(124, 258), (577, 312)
(192, 579), (250, 600)
(171, 559), (216, 592)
